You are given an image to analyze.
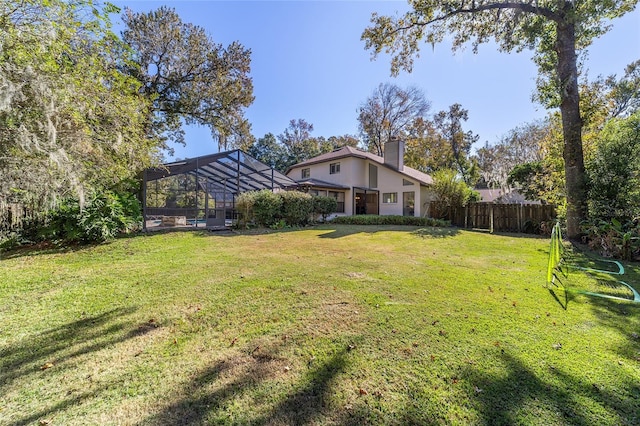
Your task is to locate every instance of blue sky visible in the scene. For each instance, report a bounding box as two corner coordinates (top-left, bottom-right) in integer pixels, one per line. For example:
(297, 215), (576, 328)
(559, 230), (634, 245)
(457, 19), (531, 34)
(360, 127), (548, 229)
(113, 1), (640, 160)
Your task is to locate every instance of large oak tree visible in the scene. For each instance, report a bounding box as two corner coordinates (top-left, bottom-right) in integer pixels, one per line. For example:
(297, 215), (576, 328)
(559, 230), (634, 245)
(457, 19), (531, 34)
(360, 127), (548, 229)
(122, 6), (254, 152)
(362, 0), (637, 239)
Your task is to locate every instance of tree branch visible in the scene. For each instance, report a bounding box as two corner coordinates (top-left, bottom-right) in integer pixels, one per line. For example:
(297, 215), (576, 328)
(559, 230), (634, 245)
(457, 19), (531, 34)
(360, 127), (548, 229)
(390, 1), (559, 35)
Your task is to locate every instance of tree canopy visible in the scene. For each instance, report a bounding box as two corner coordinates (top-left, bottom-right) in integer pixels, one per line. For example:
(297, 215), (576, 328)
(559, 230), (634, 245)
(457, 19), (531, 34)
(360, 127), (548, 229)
(357, 83), (430, 156)
(122, 6), (254, 152)
(0, 0), (157, 210)
(362, 0), (637, 238)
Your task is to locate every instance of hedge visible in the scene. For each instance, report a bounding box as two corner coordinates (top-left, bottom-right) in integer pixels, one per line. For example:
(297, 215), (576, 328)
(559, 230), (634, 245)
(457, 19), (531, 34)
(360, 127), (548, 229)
(330, 214), (450, 227)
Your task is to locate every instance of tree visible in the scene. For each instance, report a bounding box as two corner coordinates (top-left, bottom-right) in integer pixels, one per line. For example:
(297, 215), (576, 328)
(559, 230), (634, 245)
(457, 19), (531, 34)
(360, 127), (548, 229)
(432, 104), (480, 185)
(0, 0), (156, 212)
(277, 119), (320, 165)
(475, 119), (548, 191)
(122, 6), (254, 152)
(318, 135), (360, 153)
(357, 83), (430, 156)
(362, 0), (637, 239)
(587, 111), (640, 222)
(431, 169), (477, 208)
(246, 133), (290, 172)
(404, 117), (441, 172)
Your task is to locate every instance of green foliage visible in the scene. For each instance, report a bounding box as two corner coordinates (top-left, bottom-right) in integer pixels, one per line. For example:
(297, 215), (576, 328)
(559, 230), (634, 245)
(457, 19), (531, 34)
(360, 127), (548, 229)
(250, 190), (283, 227)
(245, 133), (290, 172)
(4, 187), (142, 248)
(475, 119), (548, 191)
(586, 112), (640, 223)
(122, 6), (254, 151)
(330, 214), (449, 227)
(0, 0), (158, 222)
(431, 103), (480, 185)
(280, 191), (314, 227)
(243, 124), (359, 173)
(583, 219), (640, 261)
(362, 0), (636, 238)
(237, 191), (339, 227)
(312, 196), (338, 222)
(431, 169), (476, 207)
(235, 191), (257, 228)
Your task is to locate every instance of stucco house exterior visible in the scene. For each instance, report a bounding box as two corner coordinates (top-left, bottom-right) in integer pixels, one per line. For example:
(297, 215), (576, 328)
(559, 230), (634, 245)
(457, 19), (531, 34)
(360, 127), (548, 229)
(285, 140), (434, 218)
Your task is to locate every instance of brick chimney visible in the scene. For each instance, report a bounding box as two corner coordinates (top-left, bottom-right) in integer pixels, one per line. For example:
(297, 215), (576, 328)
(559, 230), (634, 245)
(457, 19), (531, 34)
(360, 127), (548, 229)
(384, 138), (404, 170)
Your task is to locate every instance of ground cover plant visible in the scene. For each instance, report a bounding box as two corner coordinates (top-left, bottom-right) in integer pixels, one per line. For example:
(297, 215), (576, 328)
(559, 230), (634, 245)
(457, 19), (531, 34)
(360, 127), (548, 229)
(1, 225), (639, 425)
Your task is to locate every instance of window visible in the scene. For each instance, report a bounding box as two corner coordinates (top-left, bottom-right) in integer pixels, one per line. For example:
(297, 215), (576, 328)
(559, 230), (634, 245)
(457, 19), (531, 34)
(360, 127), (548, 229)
(403, 179), (414, 186)
(330, 162), (340, 174)
(301, 168), (310, 179)
(328, 191), (345, 213)
(382, 192), (397, 203)
(403, 191), (415, 216)
(369, 164), (378, 188)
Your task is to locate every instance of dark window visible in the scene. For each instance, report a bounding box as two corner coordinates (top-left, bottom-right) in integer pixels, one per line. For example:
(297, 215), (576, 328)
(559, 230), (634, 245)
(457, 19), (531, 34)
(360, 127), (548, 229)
(403, 191), (415, 216)
(330, 162), (340, 174)
(369, 164), (378, 188)
(328, 191), (345, 213)
(301, 168), (310, 179)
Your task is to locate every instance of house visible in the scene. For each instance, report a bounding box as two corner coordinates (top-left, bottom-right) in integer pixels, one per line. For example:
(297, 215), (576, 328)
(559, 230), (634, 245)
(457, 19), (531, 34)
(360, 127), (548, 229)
(286, 140), (434, 217)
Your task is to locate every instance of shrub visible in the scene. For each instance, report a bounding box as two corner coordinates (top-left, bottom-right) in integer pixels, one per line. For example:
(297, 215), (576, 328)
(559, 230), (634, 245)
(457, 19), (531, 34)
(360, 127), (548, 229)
(432, 169), (475, 207)
(3, 187), (142, 248)
(280, 191), (313, 227)
(236, 191), (257, 228)
(330, 215), (449, 227)
(583, 219), (640, 261)
(252, 190), (283, 227)
(312, 195), (338, 222)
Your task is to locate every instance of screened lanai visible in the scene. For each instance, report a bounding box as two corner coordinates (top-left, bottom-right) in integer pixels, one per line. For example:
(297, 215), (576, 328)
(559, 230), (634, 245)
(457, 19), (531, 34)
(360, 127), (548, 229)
(142, 149), (297, 230)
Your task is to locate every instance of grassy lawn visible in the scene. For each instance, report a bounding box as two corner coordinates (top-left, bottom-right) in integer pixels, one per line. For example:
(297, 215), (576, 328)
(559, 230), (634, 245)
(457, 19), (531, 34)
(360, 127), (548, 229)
(1, 225), (639, 425)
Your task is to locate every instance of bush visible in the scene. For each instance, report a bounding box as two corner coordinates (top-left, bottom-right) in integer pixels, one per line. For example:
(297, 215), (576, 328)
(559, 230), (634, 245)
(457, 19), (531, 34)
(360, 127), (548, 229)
(280, 191), (313, 227)
(4, 188), (142, 248)
(313, 195), (338, 222)
(583, 218), (640, 261)
(236, 191), (257, 228)
(252, 190), (283, 227)
(330, 215), (449, 227)
(431, 169), (475, 207)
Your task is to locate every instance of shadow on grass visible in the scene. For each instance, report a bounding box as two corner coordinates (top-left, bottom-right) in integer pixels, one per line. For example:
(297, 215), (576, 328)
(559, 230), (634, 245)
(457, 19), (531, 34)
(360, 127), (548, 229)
(463, 351), (640, 425)
(587, 294), (640, 364)
(317, 225), (458, 239)
(0, 239), (105, 260)
(140, 344), (351, 425)
(463, 227), (550, 240)
(0, 306), (154, 426)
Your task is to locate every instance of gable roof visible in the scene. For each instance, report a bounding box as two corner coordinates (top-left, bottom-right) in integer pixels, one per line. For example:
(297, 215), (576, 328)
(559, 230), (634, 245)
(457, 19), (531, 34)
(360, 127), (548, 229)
(287, 146), (433, 185)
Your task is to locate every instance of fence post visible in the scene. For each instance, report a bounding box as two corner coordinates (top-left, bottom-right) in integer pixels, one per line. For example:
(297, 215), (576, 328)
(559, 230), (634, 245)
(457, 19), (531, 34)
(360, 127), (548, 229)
(489, 203), (494, 234)
(518, 204), (522, 232)
(464, 205), (468, 229)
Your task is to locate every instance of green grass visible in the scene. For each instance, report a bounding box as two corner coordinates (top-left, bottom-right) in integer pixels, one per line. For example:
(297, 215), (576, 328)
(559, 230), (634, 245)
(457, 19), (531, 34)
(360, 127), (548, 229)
(1, 225), (639, 425)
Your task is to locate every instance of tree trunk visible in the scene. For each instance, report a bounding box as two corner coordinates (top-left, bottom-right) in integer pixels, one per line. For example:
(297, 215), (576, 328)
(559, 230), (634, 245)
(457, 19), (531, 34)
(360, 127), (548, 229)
(556, 19), (587, 240)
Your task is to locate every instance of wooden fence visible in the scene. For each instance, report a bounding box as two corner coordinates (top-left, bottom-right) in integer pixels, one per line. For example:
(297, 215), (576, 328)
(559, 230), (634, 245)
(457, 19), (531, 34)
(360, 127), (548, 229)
(429, 201), (556, 233)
